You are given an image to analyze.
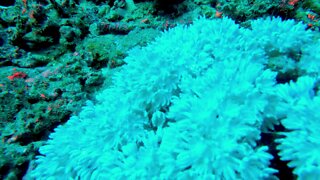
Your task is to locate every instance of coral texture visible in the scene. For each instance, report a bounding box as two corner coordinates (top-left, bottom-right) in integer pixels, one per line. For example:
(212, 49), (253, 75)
(31, 17), (320, 179)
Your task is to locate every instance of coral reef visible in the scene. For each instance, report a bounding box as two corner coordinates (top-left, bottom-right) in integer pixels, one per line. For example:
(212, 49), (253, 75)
(0, 0), (319, 179)
(30, 17), (319, 179)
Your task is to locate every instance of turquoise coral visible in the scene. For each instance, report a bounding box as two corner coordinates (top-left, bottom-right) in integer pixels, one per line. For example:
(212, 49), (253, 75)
(30, 17), (320, 179)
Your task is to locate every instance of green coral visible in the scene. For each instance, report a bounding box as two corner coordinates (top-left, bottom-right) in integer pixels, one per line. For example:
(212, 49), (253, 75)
(304, 0), (320, 14)
(218, 0), (280, 20)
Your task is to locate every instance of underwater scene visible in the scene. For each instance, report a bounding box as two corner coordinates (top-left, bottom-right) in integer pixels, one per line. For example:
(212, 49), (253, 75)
(0, 0), (320, 179)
